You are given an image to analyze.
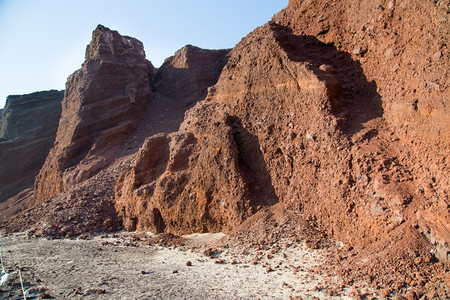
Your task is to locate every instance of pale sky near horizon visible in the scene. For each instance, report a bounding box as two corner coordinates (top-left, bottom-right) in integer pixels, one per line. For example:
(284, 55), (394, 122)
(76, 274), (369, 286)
(0, 0), (288, 109)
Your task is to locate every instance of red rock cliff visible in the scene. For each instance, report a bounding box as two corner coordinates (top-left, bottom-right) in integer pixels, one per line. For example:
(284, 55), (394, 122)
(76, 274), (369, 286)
(116, 1), (448, 264)
(274, 0), (449, 262)
(115, 23), (348, 234)
(35, 25), (154, 203)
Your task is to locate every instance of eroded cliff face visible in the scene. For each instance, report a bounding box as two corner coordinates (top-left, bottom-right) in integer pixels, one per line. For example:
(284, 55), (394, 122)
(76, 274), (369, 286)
(34, 25), (154, 204)
(4, 25), (231, 238)
(116, 23), (348, 234)
(1, 2), (447, 293)
(115, 1), (448, 265)
(274, 0), (449, 262)
(152, 45), (230, 104)
(0, 90), (63, 209)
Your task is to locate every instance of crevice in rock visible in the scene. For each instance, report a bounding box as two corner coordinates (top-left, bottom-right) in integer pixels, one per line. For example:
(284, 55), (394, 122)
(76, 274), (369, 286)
(152, 208), (166, 233)
(225, 115), (278, 209)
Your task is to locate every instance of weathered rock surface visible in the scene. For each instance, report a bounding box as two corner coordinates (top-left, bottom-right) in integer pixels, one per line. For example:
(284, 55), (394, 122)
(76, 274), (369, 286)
(152, 45), (229, 104)
(272, 0), (449, 264)
(0, 90), (63, 209)
(1, 1), (448, 297)
(4, 25), (230, 239)
(115, 2), (448, 295)
(34, 25), (154, 204)
(0, 90), (63, 142)
(115, 23), (349, 234)
(116, 7), (448, 263)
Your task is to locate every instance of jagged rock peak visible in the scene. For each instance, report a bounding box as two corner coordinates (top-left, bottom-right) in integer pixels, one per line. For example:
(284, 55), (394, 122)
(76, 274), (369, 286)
(164, 44), (229, 68)
(34, 25), (153, 204)
(152, 45), (229, 102)
(85, 24), (146, 62)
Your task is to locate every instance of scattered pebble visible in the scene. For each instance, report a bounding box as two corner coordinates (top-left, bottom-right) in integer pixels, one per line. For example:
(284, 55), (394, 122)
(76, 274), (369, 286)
(96, 289), (106, 294)
(214, 259), (226, 264)
(266, 266), (274, 273)
(432, 51), (442, 61)
(319, 64), (334, 74)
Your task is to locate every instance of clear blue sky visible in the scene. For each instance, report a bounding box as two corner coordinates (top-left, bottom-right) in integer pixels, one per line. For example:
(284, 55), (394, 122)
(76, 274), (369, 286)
(0, 0), (288, 109)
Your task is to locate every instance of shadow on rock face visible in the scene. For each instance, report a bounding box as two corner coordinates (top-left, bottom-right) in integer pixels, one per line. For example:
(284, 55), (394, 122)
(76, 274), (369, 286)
(225, 115), (278, 209)
(271, 22), (383, 136)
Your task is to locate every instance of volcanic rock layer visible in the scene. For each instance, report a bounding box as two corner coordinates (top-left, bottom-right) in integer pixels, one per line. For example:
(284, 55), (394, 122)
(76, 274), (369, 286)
(34, 25), (154, 204)
(0, 90), (63, 207)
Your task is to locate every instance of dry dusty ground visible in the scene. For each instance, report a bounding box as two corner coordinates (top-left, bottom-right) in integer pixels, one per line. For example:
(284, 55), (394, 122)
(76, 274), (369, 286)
(0, 231), (354, 300)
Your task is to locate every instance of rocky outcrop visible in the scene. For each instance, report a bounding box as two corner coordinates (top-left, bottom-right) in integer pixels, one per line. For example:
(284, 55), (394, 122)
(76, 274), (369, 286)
(0, 2), (447, 296)
(34, 25), (154, 204)
(11, 25), (231, 238)
(0, 90), (63, 205)
(116, 1), (448, 267)
(273, 0), (449, 262)
(115, 23), (348, 234)
(152, 45), (229, 104)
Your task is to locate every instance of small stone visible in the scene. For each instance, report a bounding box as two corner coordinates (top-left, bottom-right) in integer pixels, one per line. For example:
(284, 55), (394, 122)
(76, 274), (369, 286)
(432, 51), (442, 61)
(266, 266), (274, 272)
(215, 259), (226, 264)
(387, 1), (395, 9)
(371, 203), (385, 216)
(173, 270), (178, 274)
(306, 132), (315, 141)
(353, 46), (367, 56)
(380, 288), (391, 298)
(405, 289), (419, 300)
(319, 64), (334, 74)
(203, 248), (215, 257)
(103, 218), (113, 228)
(394, 280), (405, 290)
(395, 294), (407, 300)
(429, 82), (441, 90)
(186, 261), (192, 266)
(60, 226), (70, 234)
(385, 48), (394, 59)
(349, 288), (361, 298)
(96, 289), (106, 295)
(391, 63), (399, 72)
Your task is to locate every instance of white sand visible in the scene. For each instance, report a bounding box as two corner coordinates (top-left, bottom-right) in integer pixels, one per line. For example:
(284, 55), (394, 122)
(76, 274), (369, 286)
(0, 232), (352, 299)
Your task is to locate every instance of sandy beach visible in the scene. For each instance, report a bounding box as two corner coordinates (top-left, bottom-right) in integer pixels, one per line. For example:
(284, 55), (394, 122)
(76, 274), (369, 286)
(0, 232), (352, 299)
